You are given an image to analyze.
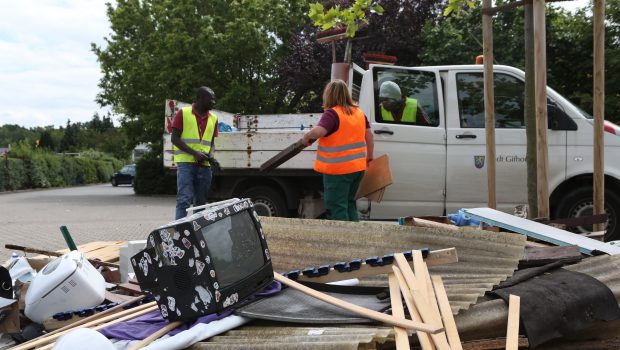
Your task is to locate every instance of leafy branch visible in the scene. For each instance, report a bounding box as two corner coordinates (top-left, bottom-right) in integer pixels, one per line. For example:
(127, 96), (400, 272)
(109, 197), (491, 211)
(444, 0), (477, 17)
(308, 0), (384, 38)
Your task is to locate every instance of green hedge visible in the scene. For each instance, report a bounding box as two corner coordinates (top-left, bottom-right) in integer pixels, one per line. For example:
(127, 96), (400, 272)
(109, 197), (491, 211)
(134, 153), (176, 195)
(0, 146), (126, 192)
(0, 158), (27, 191)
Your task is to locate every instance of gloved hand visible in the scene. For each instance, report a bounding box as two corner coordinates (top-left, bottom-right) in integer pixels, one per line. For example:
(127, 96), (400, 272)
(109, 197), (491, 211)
(201, 153), (222, 174)
(209, 157), (222, 174)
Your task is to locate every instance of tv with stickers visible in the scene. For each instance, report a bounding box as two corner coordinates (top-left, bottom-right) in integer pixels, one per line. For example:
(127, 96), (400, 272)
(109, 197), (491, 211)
(131, 198), (274, 321)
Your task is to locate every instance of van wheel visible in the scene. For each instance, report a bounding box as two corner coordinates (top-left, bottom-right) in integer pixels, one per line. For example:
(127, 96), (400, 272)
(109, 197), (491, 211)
(240, 186), (288, 217)
(554, 187), (620, 241)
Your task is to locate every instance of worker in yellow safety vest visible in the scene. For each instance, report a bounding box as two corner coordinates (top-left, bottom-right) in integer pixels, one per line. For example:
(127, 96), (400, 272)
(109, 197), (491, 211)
(171, 86), (219, 220)
(301, 79), (374, 221)
(379, 81), (428, 125)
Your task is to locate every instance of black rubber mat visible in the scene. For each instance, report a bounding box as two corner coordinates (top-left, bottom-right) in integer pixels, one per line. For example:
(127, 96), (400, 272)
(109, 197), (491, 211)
(493, 267), (620, 348)
(235, 286), (390, 324)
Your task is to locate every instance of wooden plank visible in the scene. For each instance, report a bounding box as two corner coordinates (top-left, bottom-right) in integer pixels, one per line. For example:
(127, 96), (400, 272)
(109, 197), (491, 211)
(534, 0), (550, 218)
(413, 251), (440, 318)
(464, 207), (620, 255)
(54, 240), (126, 262)
(593, 0), (606, 232)
(506, 295), (521, 350)
(392, 267), (436, 350)
(127, 320), (183, 350)
(259, 139), (308, 172)
(536, 214), (607, 228)
(117, 282), (143, 295)
(355, 154), (393, 199)
(519, 245), (582, 268)
(433, 275), (463, 350)
(461, 337), (528, 350)
(483, 0), (497, 210)
(295, 248), (458, 283)
(10, 301), (156, 350)
(105, 291), (139, 304)
(388, 273), (411, 350)
(394, 254), (451, 350)
(273, 273), (442, 334)
(7, 244), (120, 269)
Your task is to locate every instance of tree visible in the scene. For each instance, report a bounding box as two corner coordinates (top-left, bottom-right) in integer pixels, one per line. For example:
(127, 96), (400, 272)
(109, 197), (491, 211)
(277, 0), (444, 112)
(93, 0), (312, 151)
(59, 120), (78, 152)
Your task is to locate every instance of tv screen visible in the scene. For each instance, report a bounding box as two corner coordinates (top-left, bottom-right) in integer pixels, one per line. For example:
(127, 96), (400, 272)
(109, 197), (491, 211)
(131, 198), (274, 321)
(199, 210), (266, 288)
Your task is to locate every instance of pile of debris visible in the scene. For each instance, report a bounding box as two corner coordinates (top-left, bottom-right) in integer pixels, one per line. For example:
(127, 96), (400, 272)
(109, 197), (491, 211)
(1, 203), (620, 350)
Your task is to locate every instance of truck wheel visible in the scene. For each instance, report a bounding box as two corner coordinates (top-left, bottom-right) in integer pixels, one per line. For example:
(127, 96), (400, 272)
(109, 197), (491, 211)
(554, 187), (620, 241)
(240, 186), (288, 217)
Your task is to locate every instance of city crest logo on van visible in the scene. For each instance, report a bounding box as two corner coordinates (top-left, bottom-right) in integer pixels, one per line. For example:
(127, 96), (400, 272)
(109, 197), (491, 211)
(474, 155), (485, 169)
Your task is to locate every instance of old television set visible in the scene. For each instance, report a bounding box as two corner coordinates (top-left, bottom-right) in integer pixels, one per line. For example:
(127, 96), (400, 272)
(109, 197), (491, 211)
(131, 198), (274, 321)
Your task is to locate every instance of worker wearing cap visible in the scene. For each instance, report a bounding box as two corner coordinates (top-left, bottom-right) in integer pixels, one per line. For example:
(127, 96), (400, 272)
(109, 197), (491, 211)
(301, 79), (374, 221)
(379, 81), (428, 125)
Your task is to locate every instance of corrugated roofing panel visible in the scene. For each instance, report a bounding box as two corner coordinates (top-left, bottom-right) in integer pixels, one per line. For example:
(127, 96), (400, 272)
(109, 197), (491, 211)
(260, 217), (526, 314)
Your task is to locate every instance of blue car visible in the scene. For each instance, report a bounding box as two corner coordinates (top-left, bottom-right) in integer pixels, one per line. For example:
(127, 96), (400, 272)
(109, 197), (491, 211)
(111, 164), (136, 187)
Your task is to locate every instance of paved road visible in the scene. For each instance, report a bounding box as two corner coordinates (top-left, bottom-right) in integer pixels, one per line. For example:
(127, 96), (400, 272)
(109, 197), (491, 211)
(0, 184), (176, 261)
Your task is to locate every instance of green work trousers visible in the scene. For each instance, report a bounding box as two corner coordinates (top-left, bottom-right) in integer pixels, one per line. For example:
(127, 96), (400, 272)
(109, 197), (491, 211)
(323, 170), (365, 221)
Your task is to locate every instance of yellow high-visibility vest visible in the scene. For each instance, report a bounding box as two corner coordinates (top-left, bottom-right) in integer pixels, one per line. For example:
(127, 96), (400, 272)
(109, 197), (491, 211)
(173, 107), (217, 165)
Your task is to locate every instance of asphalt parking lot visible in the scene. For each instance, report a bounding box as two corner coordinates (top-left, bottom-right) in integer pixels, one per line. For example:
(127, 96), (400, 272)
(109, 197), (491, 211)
(0, 184), (176, 262)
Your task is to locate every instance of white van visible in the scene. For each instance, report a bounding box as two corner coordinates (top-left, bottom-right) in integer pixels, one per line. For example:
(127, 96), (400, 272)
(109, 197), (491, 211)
(163, 64), (620, 240)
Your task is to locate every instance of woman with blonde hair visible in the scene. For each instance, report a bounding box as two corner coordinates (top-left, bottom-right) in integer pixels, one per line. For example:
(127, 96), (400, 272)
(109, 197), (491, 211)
(302, 79), (374, 221)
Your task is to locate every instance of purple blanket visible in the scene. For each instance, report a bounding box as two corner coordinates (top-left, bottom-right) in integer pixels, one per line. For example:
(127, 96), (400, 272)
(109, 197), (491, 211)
(99, 280), (281, 340)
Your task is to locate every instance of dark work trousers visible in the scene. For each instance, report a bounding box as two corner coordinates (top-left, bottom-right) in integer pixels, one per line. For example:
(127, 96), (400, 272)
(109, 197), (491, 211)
(323, 170), (365, 221)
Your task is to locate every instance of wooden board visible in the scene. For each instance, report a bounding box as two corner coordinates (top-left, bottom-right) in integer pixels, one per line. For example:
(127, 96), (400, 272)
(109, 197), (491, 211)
(295, 248), (458, 283)
(519, 245), (582, 268)
(464, 207), (620, 256)
(356, 154), (392, 199)
(506, 295), (521, 350)
(273, 273), (442, 334)
(433, 275), (463, 350)
(53, 241), (126, 263)
(259, 139), (308, 172)
(388, 273), (411, 350)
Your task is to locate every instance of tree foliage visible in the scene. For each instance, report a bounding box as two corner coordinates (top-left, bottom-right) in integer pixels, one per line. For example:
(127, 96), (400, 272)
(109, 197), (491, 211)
(93, 0), (313, 150)
(419, 1), (620, 124)
(0, 114), (129, 160)
(308, 0), (384, 37)
(278, 0), (444, 112)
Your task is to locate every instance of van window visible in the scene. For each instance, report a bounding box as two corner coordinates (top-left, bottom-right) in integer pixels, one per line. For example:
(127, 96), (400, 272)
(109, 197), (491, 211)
(456, 73), (525, 129)
(372, 68), (440, 127)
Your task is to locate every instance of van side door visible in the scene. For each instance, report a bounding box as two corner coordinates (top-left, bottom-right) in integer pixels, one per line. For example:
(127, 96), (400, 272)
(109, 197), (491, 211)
(444, 68), (568, 214)
(367, 66), (447, 219)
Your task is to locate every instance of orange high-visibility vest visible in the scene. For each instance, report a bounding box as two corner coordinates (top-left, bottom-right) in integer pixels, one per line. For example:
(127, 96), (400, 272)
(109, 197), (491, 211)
(314, 106), (367, 175)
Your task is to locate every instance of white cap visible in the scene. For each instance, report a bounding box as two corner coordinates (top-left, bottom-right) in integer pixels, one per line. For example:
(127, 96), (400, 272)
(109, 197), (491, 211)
(379, 81), (401, 99)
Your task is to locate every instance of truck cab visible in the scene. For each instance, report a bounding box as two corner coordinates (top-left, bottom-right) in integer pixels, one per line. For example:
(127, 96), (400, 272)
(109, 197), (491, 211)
(358, 64), (620, 240)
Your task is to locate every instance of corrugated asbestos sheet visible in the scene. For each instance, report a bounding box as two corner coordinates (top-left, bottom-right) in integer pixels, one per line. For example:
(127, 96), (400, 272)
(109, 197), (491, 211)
(564, 254), (620, 304)
(260, 217), (527, 314)
(191, 326), (395, 350)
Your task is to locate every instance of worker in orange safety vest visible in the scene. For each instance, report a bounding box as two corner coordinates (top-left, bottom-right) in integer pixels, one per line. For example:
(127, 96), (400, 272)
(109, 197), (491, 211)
(301, 80), (374, 221)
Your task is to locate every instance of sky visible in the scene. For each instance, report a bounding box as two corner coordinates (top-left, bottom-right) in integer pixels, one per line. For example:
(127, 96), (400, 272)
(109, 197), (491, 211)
(0, 0), (110, 129)
(0, 0), (590, 129)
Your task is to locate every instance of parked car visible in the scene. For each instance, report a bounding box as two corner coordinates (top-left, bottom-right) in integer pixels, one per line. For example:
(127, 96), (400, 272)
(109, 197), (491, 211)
(111, 164), (136, 187)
